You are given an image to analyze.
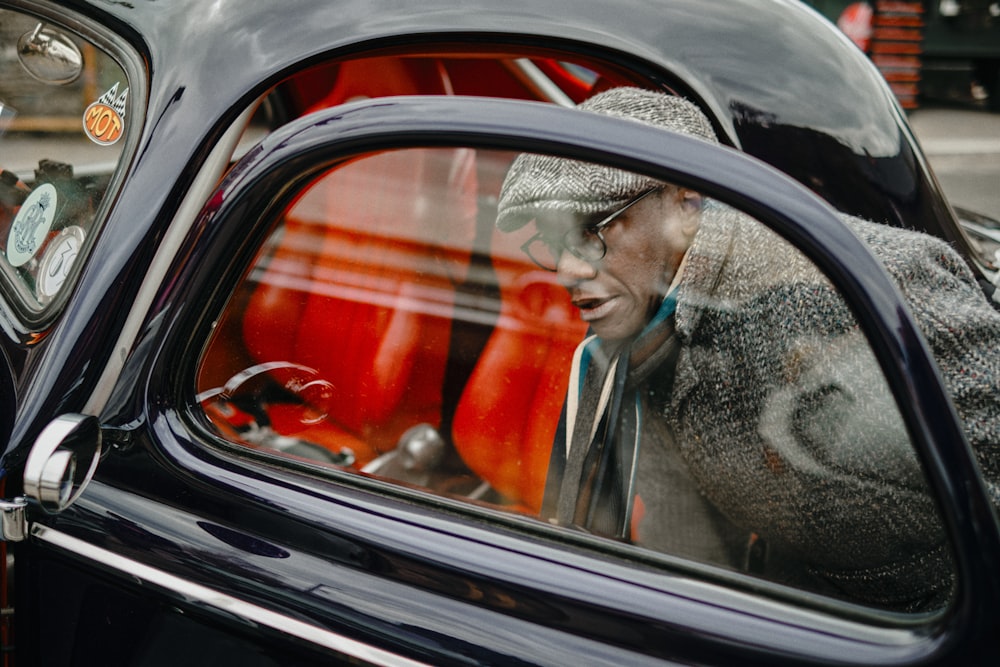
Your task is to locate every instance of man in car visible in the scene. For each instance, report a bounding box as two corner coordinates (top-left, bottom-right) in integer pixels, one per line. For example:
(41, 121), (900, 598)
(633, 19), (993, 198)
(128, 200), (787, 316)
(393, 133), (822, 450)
(495, 87), (1000, 611)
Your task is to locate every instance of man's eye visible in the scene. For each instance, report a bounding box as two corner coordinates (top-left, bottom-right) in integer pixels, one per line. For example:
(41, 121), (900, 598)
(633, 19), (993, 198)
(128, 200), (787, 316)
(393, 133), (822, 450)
(537, 234), (563, 252)
(569, 227), (600, 248)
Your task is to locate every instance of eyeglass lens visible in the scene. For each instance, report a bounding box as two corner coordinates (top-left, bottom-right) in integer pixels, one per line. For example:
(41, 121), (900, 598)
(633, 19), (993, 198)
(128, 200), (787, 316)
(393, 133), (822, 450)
(522, 187), (659, 271)
(524, 228), (604, 271)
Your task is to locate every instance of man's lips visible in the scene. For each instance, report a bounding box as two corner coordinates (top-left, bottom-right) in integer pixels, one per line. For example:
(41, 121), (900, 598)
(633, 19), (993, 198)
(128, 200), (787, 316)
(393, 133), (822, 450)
(572, 295), (617, 322)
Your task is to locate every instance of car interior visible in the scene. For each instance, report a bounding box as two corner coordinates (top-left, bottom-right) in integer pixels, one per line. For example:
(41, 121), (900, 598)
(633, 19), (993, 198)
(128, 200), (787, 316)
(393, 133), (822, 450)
(197, 50), (659, 513)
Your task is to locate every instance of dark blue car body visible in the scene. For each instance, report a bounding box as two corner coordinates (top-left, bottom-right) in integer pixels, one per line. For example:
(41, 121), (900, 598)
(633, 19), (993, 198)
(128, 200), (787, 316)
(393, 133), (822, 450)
(0, 1), (997, 665)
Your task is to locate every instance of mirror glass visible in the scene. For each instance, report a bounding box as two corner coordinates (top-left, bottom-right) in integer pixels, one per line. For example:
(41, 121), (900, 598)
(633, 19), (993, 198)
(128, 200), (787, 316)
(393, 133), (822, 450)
(17, 23), (83, 85)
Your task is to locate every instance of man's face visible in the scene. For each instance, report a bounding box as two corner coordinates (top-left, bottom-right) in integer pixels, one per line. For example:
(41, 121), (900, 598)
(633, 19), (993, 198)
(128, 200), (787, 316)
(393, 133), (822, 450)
(538, 188), (698, 342)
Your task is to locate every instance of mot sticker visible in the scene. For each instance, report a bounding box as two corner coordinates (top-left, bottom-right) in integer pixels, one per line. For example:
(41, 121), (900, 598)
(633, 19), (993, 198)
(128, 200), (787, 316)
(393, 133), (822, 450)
(7, 183), (57, 268)
(83, 82), (128, 146)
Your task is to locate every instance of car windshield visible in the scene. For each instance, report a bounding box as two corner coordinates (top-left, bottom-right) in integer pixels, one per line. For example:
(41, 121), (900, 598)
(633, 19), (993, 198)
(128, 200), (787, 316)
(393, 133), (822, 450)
(0, 10), (132, 318)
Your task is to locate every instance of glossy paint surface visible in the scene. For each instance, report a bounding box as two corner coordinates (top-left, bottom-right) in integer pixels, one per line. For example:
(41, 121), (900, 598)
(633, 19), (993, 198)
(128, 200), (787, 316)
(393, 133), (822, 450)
(3, 1), (997, 665)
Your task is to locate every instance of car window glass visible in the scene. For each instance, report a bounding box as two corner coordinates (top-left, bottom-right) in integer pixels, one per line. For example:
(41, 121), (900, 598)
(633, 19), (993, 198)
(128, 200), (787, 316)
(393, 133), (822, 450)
(0, 9), (132, 313)
(196, 146), (956, 614)
(234, 49), (665, 152)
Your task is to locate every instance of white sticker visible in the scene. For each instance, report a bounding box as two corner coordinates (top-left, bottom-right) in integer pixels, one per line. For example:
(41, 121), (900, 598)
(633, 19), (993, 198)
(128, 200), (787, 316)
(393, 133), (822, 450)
(37, 225), (85, 301)
(7, 183), (57, 267)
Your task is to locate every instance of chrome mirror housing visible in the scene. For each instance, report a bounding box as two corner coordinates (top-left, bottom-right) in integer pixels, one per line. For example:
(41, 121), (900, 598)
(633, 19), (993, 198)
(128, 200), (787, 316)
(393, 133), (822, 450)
(23, 414), (102, 513)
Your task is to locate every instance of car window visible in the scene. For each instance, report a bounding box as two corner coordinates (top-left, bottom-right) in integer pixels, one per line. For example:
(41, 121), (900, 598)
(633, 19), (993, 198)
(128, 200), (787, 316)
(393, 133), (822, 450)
(0, 8), (134, 316)
(195, 146), (956, 615)
(232, 48), (677, 151)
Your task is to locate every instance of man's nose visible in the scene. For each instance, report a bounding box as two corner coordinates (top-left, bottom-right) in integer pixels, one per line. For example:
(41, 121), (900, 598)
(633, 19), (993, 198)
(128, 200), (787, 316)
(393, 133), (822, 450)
(555, 250), (598, 286)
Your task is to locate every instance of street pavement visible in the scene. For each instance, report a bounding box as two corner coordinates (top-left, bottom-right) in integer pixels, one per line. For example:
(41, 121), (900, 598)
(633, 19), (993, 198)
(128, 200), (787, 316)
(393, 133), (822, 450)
(909, 106), (1000, 220)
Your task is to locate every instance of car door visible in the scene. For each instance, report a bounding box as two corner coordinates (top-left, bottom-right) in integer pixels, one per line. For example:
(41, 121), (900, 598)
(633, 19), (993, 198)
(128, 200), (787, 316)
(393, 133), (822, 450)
(10, 95), (1000, 666)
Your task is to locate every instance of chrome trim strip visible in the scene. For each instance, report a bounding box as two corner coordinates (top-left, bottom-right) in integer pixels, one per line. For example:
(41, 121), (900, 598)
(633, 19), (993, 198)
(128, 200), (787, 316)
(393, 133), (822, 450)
(31, 524), (432, 667)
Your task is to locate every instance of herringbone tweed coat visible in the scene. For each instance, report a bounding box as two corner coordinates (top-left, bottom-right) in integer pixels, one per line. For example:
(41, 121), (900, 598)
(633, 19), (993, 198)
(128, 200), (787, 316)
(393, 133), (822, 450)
(667, 203), (1000, 610)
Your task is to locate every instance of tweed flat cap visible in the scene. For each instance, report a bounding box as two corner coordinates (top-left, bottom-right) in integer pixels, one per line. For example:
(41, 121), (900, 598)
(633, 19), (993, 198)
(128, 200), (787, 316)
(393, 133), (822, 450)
(496, 87), (719, 231)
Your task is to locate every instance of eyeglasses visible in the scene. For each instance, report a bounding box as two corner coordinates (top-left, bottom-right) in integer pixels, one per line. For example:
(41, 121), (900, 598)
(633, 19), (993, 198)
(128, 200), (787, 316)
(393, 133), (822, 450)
(520, 187), (659, 272)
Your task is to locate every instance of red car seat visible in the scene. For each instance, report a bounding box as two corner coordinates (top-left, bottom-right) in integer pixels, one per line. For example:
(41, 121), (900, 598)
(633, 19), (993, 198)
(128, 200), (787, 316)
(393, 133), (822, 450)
(202, 57), (477, 465)
(240, 142), (477, 465)
(452, 224), (587, 512)
(202, 55), (590, 510)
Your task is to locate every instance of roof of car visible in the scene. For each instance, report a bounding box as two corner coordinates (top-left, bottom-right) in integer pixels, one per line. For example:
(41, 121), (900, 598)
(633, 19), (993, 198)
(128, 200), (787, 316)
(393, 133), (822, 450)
(74, 0), (894, 152)
(51, 0), (965, 301)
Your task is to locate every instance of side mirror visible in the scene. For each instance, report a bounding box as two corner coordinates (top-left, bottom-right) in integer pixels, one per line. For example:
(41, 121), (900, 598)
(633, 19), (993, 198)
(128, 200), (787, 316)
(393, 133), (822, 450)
(17, 23), (84, 86)
(23, 414), (102, 513)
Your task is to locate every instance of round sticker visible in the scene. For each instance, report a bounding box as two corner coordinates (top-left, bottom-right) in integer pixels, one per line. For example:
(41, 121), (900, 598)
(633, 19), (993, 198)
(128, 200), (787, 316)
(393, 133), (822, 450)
(37, 225), (85, 301)
(83, 82), (128, 146)
(7, 183), (57, 267)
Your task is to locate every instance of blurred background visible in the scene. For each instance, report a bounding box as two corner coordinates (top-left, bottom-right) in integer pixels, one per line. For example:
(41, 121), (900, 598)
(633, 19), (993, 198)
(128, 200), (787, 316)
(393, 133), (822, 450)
(802, 1), (999, 111)
(803, 1), (1000, 219)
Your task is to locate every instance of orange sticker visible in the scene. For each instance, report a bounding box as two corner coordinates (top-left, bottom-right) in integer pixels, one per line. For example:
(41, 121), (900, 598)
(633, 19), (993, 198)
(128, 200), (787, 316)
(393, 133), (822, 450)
(83, 82), (128, 146)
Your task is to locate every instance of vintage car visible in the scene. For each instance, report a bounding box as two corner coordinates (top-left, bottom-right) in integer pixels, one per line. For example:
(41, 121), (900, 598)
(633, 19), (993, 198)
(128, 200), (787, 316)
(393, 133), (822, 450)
(0, 0), (998, 664)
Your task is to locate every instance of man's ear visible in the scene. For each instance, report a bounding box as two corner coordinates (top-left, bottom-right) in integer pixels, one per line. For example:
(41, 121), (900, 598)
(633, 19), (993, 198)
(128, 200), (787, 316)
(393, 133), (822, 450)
(679, 188), (703, 212)
(673, 188), (702, 238)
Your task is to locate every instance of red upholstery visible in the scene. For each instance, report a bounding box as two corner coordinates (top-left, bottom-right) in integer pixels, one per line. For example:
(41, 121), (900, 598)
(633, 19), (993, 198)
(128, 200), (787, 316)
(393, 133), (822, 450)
(231, 57), (478, 465)
(240, 146), (476, 465)
(289, 56), (457, 114)
(200, 54), (595, 505)
(452, 225), (587, 512)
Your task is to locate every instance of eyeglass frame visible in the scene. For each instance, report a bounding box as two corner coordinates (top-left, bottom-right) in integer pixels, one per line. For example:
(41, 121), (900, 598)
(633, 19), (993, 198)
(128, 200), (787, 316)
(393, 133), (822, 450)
(519, 187), (661, 272)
